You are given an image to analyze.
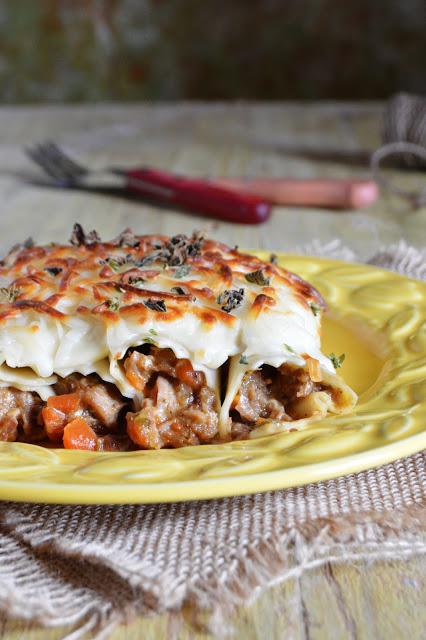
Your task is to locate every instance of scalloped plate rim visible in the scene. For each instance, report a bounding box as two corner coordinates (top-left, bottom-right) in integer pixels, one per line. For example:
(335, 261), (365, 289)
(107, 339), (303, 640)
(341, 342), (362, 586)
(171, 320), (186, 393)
(1, 432), (425, 504)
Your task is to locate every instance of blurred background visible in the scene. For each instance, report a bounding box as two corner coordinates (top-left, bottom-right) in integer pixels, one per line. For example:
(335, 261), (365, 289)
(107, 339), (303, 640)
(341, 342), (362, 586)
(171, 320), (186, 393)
(0, 0), (424, 103)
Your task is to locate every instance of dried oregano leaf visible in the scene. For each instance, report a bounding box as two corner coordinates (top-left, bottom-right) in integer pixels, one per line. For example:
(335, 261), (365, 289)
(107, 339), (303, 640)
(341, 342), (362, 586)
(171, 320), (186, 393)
(217, 288), (245, 313)
(245, 269), (270, 287)
(144, 298), (167, 313)
(329, 352), (345, 368)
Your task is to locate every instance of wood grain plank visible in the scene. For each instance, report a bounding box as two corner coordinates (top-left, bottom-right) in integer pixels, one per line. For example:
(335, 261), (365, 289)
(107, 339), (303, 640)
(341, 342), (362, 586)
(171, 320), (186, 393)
(3, 558), (426, 639)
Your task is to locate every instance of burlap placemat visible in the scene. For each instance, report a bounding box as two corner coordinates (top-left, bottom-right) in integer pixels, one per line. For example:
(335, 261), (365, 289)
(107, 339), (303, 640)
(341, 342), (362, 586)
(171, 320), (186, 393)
(0, 241), (425, 640)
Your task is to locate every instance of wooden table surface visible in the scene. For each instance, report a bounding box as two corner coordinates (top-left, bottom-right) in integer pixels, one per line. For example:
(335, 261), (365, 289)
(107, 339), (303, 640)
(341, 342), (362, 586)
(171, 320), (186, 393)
(0, 103), (425, 639)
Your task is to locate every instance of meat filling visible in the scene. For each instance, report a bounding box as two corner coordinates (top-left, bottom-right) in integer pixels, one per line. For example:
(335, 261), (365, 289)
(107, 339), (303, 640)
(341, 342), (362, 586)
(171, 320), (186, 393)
(125, 347), (219, 449)
(0, 374), (130, 450)
(53, 374), (127, 431)
(0, 388), (44, 442)
(0, 352), (329, 450)
(232, 363), (326, 425)
(0, 346), (219, 451)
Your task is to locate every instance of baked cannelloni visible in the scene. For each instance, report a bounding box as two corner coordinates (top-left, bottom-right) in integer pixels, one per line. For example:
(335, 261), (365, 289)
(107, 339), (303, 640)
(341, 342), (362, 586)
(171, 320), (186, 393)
(0, 226), (356, 450)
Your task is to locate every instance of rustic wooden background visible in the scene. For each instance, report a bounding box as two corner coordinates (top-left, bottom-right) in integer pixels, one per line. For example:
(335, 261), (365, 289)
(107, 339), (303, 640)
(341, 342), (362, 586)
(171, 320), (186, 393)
(0, 103), (424, 256)
(0, 102), (425, 639)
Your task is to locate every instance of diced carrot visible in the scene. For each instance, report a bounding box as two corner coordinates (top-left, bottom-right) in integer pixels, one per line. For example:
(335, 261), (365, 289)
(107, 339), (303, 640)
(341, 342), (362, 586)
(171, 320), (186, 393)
(175, 358), (203, 390)
(42, 406), (65, 428)
(42, 406), (66, 441)
(125, 368), (144, 391)
(126, 412), (161, 449)
(170, 420), (184, 433)
(47, 392), (81, 414)
(63, 417), (97, 451)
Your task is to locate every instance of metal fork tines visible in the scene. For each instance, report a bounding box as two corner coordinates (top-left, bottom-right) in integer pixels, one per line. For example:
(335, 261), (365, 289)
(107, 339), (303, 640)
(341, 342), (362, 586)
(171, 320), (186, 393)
(26, 142), (89, 185)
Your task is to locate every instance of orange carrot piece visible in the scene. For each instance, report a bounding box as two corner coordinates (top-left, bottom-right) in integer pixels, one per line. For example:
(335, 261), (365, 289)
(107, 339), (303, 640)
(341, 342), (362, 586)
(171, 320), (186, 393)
(63, 417), (97, 451)
(47, 392), (81, 414)
(126, 413), (161, 449)
(42, 406), (66, 441)
(175, 358), (203, 390)
(124, 368), (145, 391)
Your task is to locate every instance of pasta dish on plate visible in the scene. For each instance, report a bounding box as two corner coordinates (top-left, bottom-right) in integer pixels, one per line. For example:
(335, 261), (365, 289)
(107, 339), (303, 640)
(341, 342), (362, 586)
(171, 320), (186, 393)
(0, 225), (357, 451)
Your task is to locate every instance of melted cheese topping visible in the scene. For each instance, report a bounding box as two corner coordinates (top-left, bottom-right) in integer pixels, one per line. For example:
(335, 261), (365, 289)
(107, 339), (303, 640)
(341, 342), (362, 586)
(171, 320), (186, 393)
(0, 232), (345, 433)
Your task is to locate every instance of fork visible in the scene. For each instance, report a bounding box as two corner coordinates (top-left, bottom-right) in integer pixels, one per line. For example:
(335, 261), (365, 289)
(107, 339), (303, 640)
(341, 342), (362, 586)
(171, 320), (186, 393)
(25, 142), (271, 225)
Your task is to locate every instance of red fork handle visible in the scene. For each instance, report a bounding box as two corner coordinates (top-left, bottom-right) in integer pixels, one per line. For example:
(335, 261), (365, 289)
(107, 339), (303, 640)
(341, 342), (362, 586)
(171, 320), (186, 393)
(121, 167), (271, 224)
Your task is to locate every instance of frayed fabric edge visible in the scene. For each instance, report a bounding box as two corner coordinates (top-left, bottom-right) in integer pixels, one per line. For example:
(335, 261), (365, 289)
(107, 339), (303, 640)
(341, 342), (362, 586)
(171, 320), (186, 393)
(1, 503), (426, 639)
(0, 577), (120, 640)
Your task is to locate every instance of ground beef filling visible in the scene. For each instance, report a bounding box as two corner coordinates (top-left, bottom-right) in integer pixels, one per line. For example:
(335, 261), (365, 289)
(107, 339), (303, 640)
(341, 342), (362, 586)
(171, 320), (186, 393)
(0, 375), (130, 450)
(0, 353), (326, 450)
(0, 388), (44, 443)
(0, 347), (219, 450)
(231, 363), (325, 427)
(125, 348), (219, 449)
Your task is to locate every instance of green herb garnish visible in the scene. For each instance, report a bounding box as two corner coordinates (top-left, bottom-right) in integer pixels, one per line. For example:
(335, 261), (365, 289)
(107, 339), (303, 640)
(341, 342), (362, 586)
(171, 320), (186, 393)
(0, 284), (21, 303)
(70, 223), (100, 246)
(143, 337), (157, 345)
(217, 288), (244, 313)
(171, 286), (186, 295)
(329, 353), (345, 368)
(134, 255), (156, 268)
(309, 302), (321, 317)
(100, 255), (135, 272)
(107, 259), (123, 272)
(106, 297), (120, 311)
(174, 265), (191, 279)
(149, 328), (158, 336)
(239, 355), (249, 365)
(284, 343), (296, 354)
(245, 269), (270, 287)
(144, 298), (167, 313)
(128, 276), (146, 287)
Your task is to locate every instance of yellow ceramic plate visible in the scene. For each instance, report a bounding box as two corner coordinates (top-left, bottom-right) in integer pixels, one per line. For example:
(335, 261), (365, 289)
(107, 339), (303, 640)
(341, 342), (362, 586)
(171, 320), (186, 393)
(0, 253), (425, 504)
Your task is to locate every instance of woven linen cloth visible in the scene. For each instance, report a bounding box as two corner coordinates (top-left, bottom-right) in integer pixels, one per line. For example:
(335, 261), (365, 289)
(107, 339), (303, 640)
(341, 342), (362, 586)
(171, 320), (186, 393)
(0, 240), (425, 640)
